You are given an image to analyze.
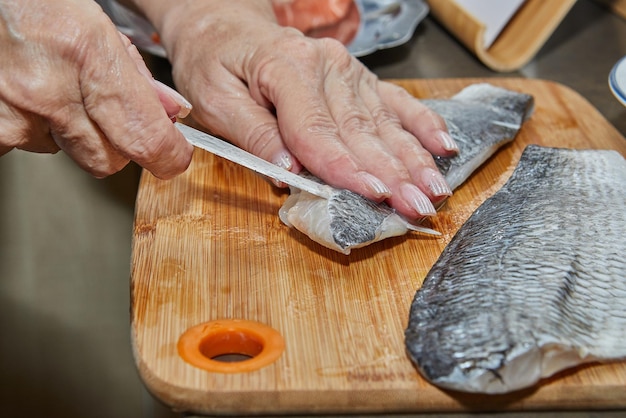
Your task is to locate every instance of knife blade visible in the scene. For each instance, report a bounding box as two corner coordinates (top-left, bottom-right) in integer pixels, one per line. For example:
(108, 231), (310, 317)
(175, 122), (334, 199)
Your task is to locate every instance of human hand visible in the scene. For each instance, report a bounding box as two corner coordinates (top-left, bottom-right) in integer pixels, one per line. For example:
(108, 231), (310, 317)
(135, 0), (458, 218)
(0, 0), (193, 179)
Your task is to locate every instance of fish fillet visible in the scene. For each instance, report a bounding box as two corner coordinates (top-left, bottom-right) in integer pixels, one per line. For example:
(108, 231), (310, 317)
(279, 83), (533, 254)
(423, 83), (534, 190)
(405, 145), (626, 394)
(279, 181), (437, 254)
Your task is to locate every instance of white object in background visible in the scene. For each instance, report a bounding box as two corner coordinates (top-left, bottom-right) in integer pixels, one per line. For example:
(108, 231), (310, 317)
(609, 56), (626, 107)
(454, 0), (526, 48)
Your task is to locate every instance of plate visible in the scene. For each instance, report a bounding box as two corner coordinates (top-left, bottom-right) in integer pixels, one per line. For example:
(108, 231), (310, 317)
(105, 0), (428, 59)
(348, 0), (429, 56)
(609, 55), (626, 107)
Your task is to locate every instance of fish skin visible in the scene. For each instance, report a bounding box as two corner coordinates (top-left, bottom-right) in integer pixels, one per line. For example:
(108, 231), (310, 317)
(405, 145), (626, 394)
(279, 182), (413, 254)
(424, 83), (534, 190)
(328, 189), (399, 250)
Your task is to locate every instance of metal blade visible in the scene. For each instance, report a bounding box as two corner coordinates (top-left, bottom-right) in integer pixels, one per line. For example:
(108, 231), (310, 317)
(175, 122), (334, 199)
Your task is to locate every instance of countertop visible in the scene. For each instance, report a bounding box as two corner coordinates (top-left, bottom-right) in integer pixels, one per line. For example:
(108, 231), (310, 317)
(1, 1), (624, 417)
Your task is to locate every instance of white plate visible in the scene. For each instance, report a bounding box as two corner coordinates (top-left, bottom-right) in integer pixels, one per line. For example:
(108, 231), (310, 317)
(609, 55), (626, 107)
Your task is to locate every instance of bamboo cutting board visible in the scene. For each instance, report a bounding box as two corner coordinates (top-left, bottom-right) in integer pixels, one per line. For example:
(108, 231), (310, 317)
(131, 79), (626, 415)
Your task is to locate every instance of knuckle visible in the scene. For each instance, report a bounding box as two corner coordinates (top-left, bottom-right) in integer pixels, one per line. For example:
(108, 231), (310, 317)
(298, 109), (338, 136)
(418, 105), (446, 126)
(121, 121), (167, 160)
(90, 161), (126, 178)
(387, 82), (412, 98)
(314, 152), (356, 176)
(0, 117), (29, 148)
(281, 35), (322, 61)
(54, 17), (109, 61)
(398, 138), (428, 161)
(324, 42), (357, 73)
(319, 37), (351, 58)
(370, 104), (399, 129)
(338, 110), (372, 135)
(0, 113), (58, 152)
(242, 122), (280, 158)
(82, 148), (129, 178)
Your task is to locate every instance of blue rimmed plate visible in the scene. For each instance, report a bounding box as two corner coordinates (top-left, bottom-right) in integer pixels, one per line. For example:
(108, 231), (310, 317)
(107, 0), (428, 59)
(609, 55), (626, 107)
(348, 0), (429, 57)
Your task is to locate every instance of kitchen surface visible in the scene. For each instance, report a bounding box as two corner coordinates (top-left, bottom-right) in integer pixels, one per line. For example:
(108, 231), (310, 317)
(1, 1), (625, 418)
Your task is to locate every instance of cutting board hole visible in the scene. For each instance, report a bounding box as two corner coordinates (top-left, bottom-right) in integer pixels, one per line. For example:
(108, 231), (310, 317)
(211, 353), (254, 362)
(177, 319), (285, 373)
(199, 331), (264, 361)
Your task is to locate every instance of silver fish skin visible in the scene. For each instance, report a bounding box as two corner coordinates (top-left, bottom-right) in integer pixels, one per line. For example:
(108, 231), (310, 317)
(279, 179), (437, 255)
(405, 145), (626, 394)
(424, 83), (534, 191)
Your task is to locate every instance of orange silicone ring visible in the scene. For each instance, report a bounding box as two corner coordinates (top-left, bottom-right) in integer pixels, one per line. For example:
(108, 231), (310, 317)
(177, 319), (285, 373)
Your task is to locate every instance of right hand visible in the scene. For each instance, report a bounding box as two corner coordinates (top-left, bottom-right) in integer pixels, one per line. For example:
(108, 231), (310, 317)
(0, 0), (193, 179)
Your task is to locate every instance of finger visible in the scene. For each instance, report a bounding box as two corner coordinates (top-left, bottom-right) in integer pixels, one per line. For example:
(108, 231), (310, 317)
(81, 27), (193, 179)
(49, 106), (130, 178)
(378, 81), (459, 156)
(254, 40), (391, 201)
(191, 67), (303, 175)
(357, 82), (452, 203)
(321, 66), (437, 217)
(275, 82), (393, 201)
(0, 103), (60, 154)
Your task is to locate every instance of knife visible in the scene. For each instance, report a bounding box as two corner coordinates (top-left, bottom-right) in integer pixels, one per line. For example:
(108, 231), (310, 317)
(175, 122), (334, 199)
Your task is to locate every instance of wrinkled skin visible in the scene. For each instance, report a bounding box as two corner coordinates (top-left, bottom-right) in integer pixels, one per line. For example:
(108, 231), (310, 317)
(0, 0), (458, 219)
(134, 0), (458, 218)
(0, 0), (192, 178)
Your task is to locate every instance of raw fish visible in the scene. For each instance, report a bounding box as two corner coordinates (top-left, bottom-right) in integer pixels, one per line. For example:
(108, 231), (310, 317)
(279, 83), (533, 254)
(423, 83), (534, 190)
(405, 145), (626, 394)
(279, 179), (438, 255)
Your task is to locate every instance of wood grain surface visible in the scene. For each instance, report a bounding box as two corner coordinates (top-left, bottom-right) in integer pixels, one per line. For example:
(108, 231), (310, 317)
(131, 79), (626, 415)
(424, 0), (576, 71)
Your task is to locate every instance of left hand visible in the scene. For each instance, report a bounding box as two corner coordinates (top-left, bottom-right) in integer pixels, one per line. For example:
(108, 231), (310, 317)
(131, 0), (458, 219)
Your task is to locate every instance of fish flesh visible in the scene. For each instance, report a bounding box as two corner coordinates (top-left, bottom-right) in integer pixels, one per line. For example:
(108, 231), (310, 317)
(279, 83), (534, 254)
(405, 145), (626, 394)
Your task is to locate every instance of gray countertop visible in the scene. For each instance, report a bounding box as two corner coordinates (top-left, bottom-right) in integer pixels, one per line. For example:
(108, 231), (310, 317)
(1, 1), (624, 417)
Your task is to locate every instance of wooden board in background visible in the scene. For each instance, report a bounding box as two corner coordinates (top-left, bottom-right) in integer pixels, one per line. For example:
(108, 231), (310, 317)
(424, 0), (576, 72)
(131, 79), (626, 415)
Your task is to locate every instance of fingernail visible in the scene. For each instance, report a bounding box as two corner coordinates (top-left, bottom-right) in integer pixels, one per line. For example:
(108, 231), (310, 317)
(153, 80), (193, 118)
(423, 168), (452, 197)
(273, 152), (293, 171)
(400, 183), (436, 216)
(438, 130), (459, 152)
(271, 152), (293, 188)
(358, 172), (391, 199)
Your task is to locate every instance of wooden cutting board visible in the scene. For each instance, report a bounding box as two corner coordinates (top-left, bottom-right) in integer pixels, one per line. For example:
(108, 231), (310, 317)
(131, 78), (626, 415)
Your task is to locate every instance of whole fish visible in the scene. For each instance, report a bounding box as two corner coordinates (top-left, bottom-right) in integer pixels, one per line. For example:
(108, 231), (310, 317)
(405, 145), (626, 394)
(279, 83), (533, 254)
